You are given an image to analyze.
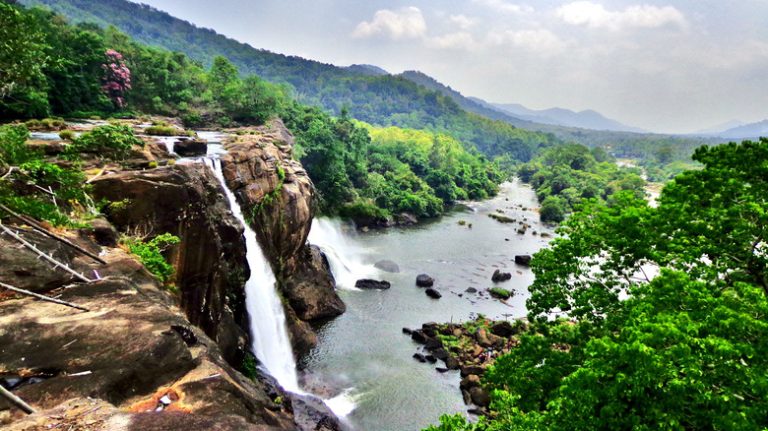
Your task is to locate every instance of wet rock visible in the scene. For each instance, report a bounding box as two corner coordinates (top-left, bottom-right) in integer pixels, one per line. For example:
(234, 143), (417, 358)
(460, 365), (486, 378)
(435, 367), (450, 373)
(396, 212), (418, 226)
(460, 374), (481, 390)
(411, 330), (429, 344)
(469, 387), (491, 406)
(374, 259), (400, 273)
(416, 274), (434, 287)
(491, 269), (512, 283)
(432, 348), (449, 361)
(422, 322), (439, 337)
(173, 138), (208, 157)
(413, 353), (427, 363)
(282, 245), (346, 321)
(354, 279), (391, 290)
(425, 288), (442, 299)
(291, 393), (342, 431)
(445, 356), (461, 370)
(490, 321), (516, 337)
(425, 337), (442, 350)
(465, 287), (478, 294)
(402, 327), (413, 335)
(425, 355), (438, 363)
(514, 255), (532, 266)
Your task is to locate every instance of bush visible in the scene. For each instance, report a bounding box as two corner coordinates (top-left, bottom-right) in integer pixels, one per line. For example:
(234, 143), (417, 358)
(69, 124), (143, 159)
(489, 287), (512, 300)
(144, 125), (178, 136)
(58, 130), (75, 141)
(539, 196), (566, 223)
(122, 232), (180, 283)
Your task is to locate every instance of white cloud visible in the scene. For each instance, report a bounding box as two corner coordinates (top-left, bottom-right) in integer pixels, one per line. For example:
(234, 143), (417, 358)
(488, 29), (567, 55)
(352, 7), (427, 40)
(449, 14), (478, 30)
(472, 0), (533, 15)
(426, 32), (479, 50)
(556, 1), (687, 31)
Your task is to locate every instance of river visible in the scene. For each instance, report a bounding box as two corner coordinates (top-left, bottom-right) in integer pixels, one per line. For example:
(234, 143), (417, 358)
(301, 180), (554, 431)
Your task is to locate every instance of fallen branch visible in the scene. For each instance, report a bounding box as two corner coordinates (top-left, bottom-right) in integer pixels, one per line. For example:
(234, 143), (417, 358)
(0, 282), (90, 311)
(0, 223), (93, 283)
(0, 383), (37, 414)
(0, 204), (107, 264)
(85, 166), (108, 184)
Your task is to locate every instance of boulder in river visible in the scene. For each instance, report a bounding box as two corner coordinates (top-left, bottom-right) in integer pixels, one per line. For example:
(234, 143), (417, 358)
(490, 321), (516, 337)
(416, 274), (435, 287)
(173, 138), (208, 157)
(465, 287), (478, 293)
(514, 255), (532, 266)
(491, 269), (512, 283)
(425, 288), (442, 299)
(355, 279), (391, 290)
(413, 353), (427, 363)
(374, 259), (400, 273)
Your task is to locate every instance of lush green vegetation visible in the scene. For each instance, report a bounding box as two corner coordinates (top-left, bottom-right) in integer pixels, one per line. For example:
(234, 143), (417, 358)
(0, 3), (288, 128)
(518, 143), (646, 222)
(285, 106), (502, 221)
(426, 139), (768, 430)
(0, 124), (89, 225)
(122, 232), (180, 283)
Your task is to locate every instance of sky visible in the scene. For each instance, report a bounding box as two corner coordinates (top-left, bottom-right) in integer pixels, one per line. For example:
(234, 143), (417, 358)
(132, 0), (768, 134)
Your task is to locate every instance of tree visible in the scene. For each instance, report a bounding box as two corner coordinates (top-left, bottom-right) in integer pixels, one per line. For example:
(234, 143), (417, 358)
(0, 3), (47, 99)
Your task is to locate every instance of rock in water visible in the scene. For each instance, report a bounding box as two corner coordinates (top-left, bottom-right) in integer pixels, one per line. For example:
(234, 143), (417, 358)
(425, 288), (442, 299)
(416, 274), (435, 287)
(514, 255), (532, 266)
(354, 279), (391, 290)
(491, 269), (512, 283)
(374, 259), (400, 273)
(173, 138), (208, 157)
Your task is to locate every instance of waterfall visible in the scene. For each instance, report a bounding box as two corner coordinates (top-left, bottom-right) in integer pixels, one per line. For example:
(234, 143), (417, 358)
(208, 158), (301, 393)
(308, 218), (378, 290)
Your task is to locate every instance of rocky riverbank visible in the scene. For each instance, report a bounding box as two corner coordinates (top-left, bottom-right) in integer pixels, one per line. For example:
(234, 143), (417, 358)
(405, 317), (529, 414)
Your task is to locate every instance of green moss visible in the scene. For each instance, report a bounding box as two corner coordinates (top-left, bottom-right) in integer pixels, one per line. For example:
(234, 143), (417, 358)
(489, 287), (512, 300)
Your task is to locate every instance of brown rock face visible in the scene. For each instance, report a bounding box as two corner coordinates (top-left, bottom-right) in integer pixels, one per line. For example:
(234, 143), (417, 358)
(91, 164), (250, 363)
(0, 276), (294, 430)
(220, 120), (345, 354)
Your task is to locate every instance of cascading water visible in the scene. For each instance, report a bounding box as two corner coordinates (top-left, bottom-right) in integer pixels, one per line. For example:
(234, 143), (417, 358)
(308, 218), (378, 290)
(208, 157), (301, 393)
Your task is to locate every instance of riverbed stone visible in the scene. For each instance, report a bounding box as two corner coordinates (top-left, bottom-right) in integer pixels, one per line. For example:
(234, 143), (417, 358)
(491, 269), (512, 283)
(514, 255), (532, 266)
(416, 274), (435, 287)
(173, 138), (207, 157)
(374, 259), (400, 273)
(469, 387), (490, 406)
(490, 321), (516, 337)
(425, 288), (442, 299)
(354, 279), (391, 290)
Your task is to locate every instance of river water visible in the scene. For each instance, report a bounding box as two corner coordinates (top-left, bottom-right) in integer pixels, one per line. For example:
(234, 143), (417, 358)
(302, 180), (554, 431)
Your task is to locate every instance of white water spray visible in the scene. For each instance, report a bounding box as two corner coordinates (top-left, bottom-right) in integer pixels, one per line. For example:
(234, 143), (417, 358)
(308, 218), (378, 290)
(208, 158), (301, 393)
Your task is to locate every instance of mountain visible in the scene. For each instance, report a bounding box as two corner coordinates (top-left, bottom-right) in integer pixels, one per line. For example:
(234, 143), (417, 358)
(480, 101), (646, 133)
(345, 64), (389, 76)
(715, 119), (768, 139)
(694, 120), (747, 135)
(397, 70), (533, 128)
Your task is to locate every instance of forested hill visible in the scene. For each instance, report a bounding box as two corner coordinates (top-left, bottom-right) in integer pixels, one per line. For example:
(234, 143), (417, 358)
(18, 0), (559, 161)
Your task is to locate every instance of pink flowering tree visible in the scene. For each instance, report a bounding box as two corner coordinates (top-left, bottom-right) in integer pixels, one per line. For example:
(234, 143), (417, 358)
(101, 49), (131, 109)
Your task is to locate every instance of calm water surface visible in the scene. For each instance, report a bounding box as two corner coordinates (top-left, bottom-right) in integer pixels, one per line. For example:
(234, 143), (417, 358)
(301, 180), (553, 431)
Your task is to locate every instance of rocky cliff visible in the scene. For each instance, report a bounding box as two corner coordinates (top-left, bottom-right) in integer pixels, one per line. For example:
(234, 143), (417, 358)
(221, 120), (345, 355)
(0, 226), (295, 430)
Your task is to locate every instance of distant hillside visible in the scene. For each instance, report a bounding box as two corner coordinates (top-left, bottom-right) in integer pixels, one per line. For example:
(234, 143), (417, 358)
(397, 70), (532, 127)
(694, 120), (746, 135)
(476, 100), (645, 133)
(716, 119), (768, 139)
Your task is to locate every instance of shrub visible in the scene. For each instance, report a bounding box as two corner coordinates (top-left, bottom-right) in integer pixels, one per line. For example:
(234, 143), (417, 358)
(539, 196), (566, 223)
(489, 287), (512, 300)
(144, 125), (178, 136)
(122, 232), (180, 283)
(69, 124), (143, 159)
(58, 130), (75, 141)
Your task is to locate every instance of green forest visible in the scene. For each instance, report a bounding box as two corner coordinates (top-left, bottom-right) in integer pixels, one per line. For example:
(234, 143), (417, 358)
(0, 2), (509, 224)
